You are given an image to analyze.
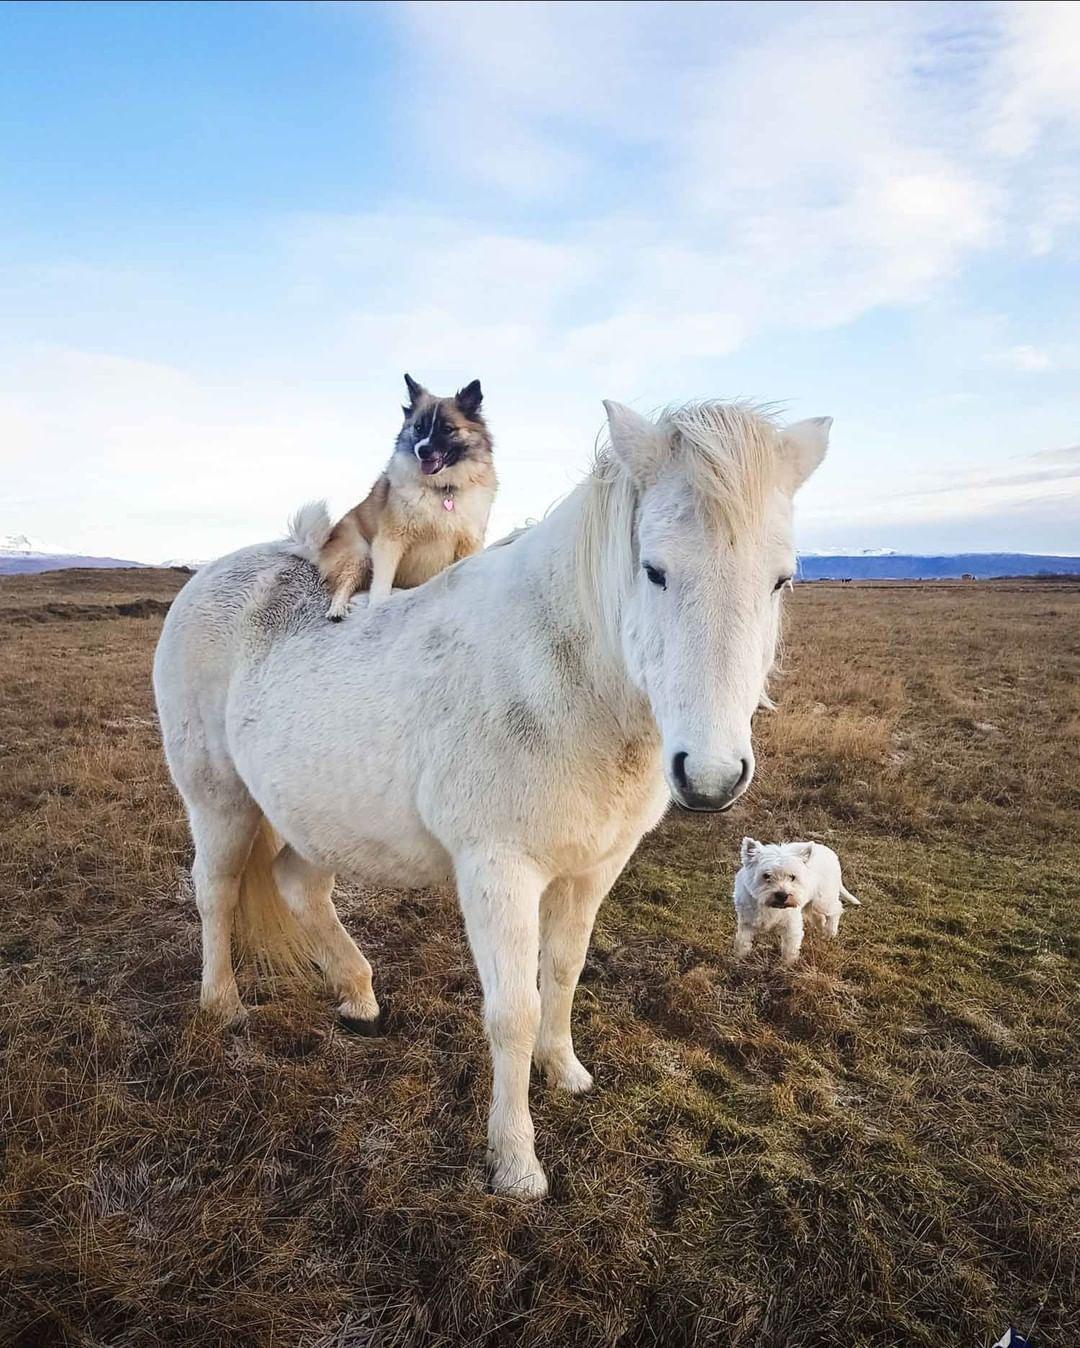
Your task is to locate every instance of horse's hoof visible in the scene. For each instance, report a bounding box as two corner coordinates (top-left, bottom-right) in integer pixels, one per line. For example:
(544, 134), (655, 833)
(535, 1051), (594, 1094)
(204, 1006), (247, 1032)
(554, 1060), (594, 1094)
(338, 1003), (382, 1036)
(201, 989), (247, 1031)
(488, 1151), (549, 1200)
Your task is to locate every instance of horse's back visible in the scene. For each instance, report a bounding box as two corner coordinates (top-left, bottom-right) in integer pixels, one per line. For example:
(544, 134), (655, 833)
(153, 543), (324, 793)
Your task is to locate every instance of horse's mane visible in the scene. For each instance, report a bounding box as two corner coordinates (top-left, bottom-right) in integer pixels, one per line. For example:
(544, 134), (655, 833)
(573, 400), (783, 650)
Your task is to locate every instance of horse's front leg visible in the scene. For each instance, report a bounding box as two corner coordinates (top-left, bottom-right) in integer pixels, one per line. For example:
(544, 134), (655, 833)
(534, 853), (627, 1093)
(455, 852), (547, 1199)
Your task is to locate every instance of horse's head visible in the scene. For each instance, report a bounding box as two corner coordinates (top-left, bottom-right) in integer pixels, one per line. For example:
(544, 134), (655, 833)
(602, 400), (829, 812)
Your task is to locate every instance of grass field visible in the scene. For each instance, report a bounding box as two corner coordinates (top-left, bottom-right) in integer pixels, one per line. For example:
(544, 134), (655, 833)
(1, 568), (1077, 1348)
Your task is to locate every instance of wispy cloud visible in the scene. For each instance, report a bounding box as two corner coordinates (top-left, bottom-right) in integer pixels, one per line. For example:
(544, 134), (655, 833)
(999, 344), (1054, 371)
(355, 1), (1080, 384)
(798, 438), (1080, 554)
(914, 443), (1080, 495)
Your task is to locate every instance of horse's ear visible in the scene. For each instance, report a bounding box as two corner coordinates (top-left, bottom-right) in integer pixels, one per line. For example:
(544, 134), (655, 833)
(603, 401), (664, 486)
(404, 373), (427, 408)
(455, 379), (483, 418)
(741, 837), (762, 864)
(780, 417), (831, 491)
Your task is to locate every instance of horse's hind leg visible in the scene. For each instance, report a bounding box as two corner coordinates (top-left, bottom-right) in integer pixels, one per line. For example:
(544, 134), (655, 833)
(272, 845), (380, 1029)
(189, 797), (261, 1028)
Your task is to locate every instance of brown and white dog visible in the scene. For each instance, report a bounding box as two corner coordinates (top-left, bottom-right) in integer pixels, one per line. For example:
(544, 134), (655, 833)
(316, 374), (496, 619)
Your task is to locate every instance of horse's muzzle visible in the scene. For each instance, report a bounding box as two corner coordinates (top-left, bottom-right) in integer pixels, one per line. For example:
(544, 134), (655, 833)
(668, 751), (752, 813)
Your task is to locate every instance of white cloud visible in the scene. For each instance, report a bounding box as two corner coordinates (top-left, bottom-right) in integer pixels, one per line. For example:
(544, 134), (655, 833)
(991, 342), (1080, 373)
(984, 1), (1080, 158)
(386, 1), (1009, 351)
(1000, 344), (1054, 372)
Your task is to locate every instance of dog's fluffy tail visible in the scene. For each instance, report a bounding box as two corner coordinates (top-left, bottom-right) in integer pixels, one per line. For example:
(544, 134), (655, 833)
(839, 883), (861, 906)
(287, 500), (333, 563)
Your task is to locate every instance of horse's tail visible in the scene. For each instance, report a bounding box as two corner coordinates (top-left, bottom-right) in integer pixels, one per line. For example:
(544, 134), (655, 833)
(286, 500), (333, 563)
(234, 818), (320, 979)
(839, 882), (861, 906)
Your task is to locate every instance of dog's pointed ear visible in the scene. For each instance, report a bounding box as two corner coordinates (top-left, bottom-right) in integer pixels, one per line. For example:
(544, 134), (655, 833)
(404, 373), (427, 409)
(795, 843), (813, 863)
(780, 417), (831, 492)
(455, 379), (483, 418)
(603, 400), (664, 487)
(741, 837), (762, 864)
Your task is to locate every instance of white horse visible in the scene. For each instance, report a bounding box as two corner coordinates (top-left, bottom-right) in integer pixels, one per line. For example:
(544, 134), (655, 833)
(153, 399), (829, 1197)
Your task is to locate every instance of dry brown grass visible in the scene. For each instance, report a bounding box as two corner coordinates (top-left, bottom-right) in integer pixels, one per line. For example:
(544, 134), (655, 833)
(1, 570), (1077, 1347)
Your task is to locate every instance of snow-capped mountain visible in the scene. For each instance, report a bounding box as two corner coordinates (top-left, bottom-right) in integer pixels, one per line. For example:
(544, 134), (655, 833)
(799, 547), (899, 557)
(1, 532), (75, 558)
(0, 533), (146, 575)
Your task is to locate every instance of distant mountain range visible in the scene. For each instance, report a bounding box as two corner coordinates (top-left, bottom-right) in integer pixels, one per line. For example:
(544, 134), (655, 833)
(0, 534), (148, 575)
(796, 552), (1080, 580)
(3, 533), (1078, 581)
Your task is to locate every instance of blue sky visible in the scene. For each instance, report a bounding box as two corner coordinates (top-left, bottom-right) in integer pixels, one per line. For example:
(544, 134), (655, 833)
(2, 0), (1079, 560)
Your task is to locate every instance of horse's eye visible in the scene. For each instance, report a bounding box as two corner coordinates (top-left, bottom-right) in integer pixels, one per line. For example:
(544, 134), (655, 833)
(643, 563), (667, 589)
(774, 575), (792, 593)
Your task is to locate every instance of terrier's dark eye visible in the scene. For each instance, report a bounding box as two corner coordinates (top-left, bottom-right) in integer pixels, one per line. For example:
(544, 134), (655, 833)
(643, 564), (666, 589)
(774, 575), (792, 593)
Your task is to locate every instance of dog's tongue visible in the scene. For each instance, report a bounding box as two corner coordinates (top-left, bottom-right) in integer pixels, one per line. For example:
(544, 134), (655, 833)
(420, 454), (445, 476)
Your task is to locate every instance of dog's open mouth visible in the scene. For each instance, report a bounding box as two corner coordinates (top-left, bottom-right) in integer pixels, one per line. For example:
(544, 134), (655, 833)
(418, 452), (447, 476)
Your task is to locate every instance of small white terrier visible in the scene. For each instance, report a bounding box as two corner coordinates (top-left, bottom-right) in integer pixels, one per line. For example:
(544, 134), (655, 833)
(733, 838), (861, 964)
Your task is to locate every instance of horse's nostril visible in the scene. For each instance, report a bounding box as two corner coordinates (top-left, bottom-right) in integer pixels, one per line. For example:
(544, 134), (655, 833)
(737, 757), (752, 790)
(671, 751), (690, 792)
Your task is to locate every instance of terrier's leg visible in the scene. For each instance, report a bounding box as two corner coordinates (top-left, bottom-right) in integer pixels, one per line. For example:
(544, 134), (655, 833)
(779, 910), (805, 965)
(733, 917), (755, 959)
